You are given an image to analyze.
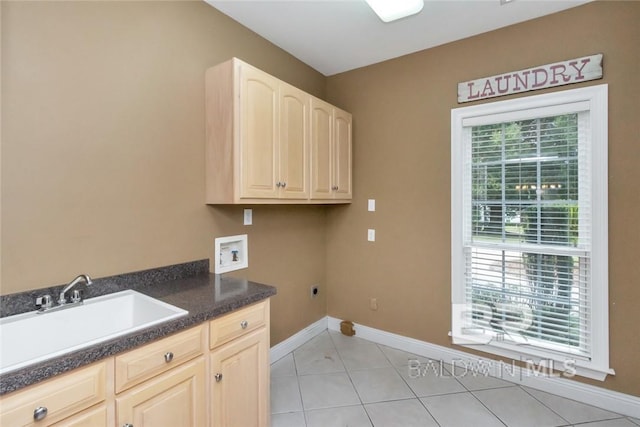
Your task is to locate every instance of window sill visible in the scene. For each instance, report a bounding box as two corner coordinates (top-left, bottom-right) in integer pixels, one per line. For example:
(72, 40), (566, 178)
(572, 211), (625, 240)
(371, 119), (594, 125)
(451, 337), (615, 381)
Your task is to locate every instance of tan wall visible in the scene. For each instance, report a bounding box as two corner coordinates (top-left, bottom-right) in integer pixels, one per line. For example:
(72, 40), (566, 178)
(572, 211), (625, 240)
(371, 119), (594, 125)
(325, 1), (640, 397)
(0, 0), (328, 345)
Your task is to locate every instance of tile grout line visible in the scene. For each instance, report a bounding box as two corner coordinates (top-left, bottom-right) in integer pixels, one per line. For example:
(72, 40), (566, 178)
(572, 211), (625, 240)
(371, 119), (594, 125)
(313, 332), (373, 426)
(290, 352), (309, 427)
(373, 342), (444, 427)
(519, 385), (626, 426)
(518, 384), (575, 426)
(328, 331), (367, 405)
(332, 331), (402, 426)
(467, 387), (511, 427)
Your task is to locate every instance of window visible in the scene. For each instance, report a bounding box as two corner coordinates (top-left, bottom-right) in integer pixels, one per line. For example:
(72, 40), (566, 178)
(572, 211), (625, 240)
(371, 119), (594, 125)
(451, 85), (612, 380)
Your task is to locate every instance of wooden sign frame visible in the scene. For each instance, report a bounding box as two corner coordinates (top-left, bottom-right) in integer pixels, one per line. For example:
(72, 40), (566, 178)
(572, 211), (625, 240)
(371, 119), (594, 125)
(458, 54), (603, 103)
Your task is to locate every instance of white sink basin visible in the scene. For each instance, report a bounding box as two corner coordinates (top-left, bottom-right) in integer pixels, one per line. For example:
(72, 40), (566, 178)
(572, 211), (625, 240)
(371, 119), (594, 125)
(0, 290), (188, 375)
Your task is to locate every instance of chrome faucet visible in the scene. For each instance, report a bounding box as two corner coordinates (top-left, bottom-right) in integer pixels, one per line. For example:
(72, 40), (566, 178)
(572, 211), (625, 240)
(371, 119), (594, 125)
(58, 274), (93, 305)
(36, 274), (93, 313)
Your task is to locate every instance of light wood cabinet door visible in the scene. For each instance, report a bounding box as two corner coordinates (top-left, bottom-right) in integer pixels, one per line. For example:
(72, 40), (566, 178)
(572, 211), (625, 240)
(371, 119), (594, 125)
(333, 108), (352, 199)
(310, 99), (352, 200)
(210, 327), (269, 427)
(239, 63), (279, 199)
(279, 83), (309, 199)
(310, 97), (333, 199)
(116, 357), (206, 427)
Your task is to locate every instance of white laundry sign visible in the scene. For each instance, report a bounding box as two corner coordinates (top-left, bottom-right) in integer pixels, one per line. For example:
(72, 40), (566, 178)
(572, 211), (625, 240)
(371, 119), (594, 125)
(457, 54), (603, 103)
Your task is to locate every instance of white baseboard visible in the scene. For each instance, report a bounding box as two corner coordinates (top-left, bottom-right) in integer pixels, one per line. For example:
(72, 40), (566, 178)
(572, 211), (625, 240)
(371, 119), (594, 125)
(270, 316), (328, 363)
(327, 316), (640, 418)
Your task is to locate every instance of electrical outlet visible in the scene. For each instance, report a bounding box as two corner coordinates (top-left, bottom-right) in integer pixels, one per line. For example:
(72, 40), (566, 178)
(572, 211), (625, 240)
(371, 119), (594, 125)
(243, 209), (253, 225)
(310, 285), (319, 298)
(370, 298), (378, 311)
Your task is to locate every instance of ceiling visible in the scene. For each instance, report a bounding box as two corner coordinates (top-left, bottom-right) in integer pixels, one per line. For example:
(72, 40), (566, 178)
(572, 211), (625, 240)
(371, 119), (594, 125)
(205, 0), (592, 76)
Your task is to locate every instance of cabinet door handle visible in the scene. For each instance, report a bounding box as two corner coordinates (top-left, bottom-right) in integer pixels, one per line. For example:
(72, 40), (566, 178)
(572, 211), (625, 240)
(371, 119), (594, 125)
(164, 352), (174, 363)
(215, 373), (223, 382)
(281, 182), (287, 188)
(33, 406), (48, 421)
(123, 424), (134, 427)
(240, 320), (248, 329)
(276, 181), (282, 188)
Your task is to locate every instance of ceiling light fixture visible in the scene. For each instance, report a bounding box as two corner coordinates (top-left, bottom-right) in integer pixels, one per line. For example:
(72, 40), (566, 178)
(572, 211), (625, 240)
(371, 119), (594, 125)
(365, 0), (424, 23)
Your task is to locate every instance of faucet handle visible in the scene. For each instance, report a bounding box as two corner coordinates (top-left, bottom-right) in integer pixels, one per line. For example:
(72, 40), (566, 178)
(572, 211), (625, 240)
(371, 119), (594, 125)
(70, 289), (82, 303)
(36, 295), (53, 311)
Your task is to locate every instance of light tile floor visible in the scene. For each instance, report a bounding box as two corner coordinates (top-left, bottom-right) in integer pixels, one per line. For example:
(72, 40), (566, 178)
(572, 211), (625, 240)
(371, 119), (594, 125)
(271, 331), (637, 427)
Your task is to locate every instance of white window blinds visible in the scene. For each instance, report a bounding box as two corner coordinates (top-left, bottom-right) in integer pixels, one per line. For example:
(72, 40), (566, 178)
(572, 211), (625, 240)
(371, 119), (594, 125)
(464, 112), (591, 357)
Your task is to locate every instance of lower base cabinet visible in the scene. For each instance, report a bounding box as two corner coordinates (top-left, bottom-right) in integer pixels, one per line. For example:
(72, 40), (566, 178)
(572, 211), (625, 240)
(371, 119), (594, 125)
(0, 299), (270, 427)
(116, 357), (206, 427)
(210, 327), (269, 427)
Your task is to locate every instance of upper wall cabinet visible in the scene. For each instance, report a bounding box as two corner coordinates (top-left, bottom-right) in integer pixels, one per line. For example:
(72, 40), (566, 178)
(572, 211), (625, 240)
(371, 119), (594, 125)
(310, 98), (352, 200)
(205, 58), (351, 204)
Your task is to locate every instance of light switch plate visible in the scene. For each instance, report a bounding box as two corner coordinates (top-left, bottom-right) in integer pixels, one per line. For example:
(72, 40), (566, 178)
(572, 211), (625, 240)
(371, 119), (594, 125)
(243, 209), (253, 225)
(367, 229), (376, 242)
(368, 199), (376, 212)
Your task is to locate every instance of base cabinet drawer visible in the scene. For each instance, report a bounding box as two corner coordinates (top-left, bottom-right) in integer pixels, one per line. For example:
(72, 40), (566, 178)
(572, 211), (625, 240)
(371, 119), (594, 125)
(0, 361), (108, 427)
(116, 357), (206, 427)
(210, 300), (267, 349)
(115, 325), (206, 393)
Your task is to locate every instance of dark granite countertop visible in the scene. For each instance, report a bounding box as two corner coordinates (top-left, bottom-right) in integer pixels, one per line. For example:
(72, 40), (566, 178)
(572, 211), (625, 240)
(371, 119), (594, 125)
(0, 264), (276, 395)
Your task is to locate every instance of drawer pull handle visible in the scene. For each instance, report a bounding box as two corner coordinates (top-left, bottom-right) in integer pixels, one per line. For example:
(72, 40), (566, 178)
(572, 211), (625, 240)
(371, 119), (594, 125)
(123, 424), (134, 427)
(164, 352), (174, 363)
(215, 373), (223, 382)
(240, 320), (248, 329)
(33, 406), (48, 421)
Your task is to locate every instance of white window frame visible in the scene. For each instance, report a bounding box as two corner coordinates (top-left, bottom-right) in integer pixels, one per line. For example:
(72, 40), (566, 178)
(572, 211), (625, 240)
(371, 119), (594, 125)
(451, 84), (613, 381)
